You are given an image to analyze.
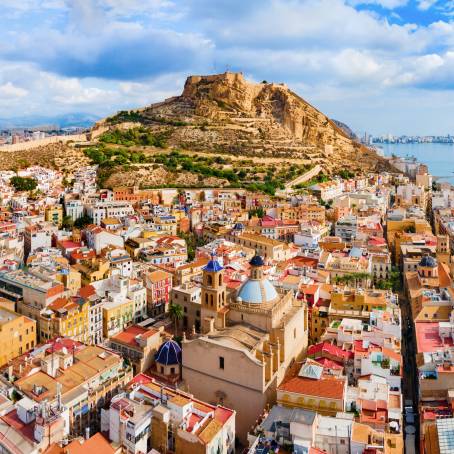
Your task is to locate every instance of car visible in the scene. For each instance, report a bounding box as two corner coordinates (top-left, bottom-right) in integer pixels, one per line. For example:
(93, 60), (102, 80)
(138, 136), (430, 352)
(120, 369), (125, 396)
(406, 413), (415, 424)
(405, 405), (414, 414)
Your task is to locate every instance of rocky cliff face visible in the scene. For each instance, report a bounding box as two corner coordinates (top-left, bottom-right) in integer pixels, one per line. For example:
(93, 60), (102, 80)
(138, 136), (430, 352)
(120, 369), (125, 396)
(96, 72), (390, 174)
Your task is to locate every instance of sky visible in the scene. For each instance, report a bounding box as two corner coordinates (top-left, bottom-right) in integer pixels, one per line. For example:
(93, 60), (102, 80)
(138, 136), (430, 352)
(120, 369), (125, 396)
(1, 0), (454, 135)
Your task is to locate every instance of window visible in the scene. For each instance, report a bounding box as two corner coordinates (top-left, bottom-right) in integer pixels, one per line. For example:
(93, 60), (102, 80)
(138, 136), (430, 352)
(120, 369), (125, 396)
(219, 356), (224, 369)
(293, 328), (296, 339)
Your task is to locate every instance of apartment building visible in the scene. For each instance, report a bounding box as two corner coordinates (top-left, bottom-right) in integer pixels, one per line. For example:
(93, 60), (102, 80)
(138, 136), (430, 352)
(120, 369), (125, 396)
(0, 308), (36, 366)
(86, 201), (135, 225)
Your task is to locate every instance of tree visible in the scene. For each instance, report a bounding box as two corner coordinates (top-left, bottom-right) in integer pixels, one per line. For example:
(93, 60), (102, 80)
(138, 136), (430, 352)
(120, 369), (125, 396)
(74, 214), (93, 229)
(248, 206), (265, 219)
(61, 215), (74, 230)
(376, 279), (393, 290)
(10, 176), (37, 191)
(168, 303), (184, 336)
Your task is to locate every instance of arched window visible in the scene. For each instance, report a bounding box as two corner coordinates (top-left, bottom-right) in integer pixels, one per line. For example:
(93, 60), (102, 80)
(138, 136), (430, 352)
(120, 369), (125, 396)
(207, 275), (213, 286)
(219, 274), (222, 286)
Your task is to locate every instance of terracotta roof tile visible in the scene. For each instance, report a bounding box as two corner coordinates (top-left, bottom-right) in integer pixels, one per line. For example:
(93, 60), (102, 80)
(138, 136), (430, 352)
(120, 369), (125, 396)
(278, 375), (345, 400)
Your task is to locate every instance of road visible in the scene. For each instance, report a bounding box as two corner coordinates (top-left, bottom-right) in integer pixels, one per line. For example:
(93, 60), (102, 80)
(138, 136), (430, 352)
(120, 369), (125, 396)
(399, 290), (420, 454)
(283, 164), (322, 190)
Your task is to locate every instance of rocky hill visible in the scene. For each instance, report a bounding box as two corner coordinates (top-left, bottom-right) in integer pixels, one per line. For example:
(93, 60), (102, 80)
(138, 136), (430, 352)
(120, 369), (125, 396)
(331, 119), (358, 140)
(94, 72), (390, 175)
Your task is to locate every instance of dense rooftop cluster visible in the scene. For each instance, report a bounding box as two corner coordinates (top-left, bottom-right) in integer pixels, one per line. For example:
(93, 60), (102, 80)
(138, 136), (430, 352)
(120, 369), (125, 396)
(0, 151), (448, 454)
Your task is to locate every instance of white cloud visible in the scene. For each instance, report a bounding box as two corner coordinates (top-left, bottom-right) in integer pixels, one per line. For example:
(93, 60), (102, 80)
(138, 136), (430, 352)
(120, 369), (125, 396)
(1, 0), (454, 134)
(0, 82), (28, 98)
(417, 0), (438, 11)
(332, 49), (383, 81)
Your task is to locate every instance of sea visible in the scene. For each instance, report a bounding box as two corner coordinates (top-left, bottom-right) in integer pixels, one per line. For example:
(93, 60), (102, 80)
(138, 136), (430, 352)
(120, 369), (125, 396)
(377, 143), (454, 185)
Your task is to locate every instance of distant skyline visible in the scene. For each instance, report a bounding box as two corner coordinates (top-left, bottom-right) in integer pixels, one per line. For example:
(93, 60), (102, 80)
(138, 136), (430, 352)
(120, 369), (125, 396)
(2, 1), (454, 134)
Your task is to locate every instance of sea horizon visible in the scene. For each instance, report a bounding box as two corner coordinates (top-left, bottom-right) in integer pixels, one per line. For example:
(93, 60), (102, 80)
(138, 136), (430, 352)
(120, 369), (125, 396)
(377, 142), (454, 185)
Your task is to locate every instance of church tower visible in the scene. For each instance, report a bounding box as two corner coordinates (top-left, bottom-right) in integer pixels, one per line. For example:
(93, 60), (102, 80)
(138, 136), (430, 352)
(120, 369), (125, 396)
(201, 252), (227, 333)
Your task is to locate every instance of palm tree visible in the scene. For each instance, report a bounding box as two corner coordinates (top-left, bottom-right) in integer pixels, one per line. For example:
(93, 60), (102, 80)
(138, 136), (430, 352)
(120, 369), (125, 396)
(168, 303), (184, 336)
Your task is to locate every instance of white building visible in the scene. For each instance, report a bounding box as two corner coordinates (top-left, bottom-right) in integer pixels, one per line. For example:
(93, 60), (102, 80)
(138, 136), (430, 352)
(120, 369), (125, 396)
(107, 396), (152, 454)
(24, 223), (56, 259)
(314, 415), (352, 454)
(65, 199), (84, 221)
(294, 225), (324, 249)
(335, 216), (358, 242)
(84, 225), (124, 254)
(86, 201), (135, 225)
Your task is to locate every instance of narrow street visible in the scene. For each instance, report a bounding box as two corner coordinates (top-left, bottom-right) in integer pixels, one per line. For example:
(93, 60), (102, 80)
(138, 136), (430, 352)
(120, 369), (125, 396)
(399, 290), (420, 454)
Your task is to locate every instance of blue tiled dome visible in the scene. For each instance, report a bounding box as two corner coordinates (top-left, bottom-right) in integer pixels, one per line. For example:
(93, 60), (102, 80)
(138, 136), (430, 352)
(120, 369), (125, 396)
(237, 278), (278, 305)
(155, 340), (182, 365)
(419, 255), (437, 268)
(249, 254), (265, 267)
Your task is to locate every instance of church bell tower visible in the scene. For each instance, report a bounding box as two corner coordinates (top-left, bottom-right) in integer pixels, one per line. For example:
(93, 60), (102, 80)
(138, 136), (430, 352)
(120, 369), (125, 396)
(201, 252), (227, 333)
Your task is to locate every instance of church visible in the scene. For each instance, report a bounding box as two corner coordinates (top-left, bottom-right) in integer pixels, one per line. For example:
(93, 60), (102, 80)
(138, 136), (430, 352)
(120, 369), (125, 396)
(181, 253), (309, 442)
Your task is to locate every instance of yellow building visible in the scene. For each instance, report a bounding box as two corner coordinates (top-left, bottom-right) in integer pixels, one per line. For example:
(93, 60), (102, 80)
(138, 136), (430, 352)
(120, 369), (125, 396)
(125, 236), (156, 258)
(57, 267), (82, 296)
(277, 360), (347, 416)
(275, 203), (326, 224)
(310, 302), (330, 343)
(0, 308), (36, 366)
(329, 287), (389, 322)
(226, 231), (291, 261)
(103, 297), (135, 338)
(45, 205), (64, 227)
(387, 218), (432, 260)
(72, 257), (110, 286)
(39, 297), (89, 343)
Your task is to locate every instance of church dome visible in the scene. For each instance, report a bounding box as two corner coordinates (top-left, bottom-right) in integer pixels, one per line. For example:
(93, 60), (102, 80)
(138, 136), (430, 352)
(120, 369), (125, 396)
(419, 255), (437, 268)
(203, 255), (223, 272)
(237, 277), (279, 304)
(249, 254), (265, 267)
(155, 339), (181, 366)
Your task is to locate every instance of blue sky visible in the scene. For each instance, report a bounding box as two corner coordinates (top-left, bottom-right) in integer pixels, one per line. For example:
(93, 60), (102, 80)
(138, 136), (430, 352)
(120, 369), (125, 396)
(1, 0), (454, 135)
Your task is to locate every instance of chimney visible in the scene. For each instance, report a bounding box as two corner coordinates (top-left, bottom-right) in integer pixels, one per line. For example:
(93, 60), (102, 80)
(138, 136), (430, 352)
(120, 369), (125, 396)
(85, 427), (90, 440)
